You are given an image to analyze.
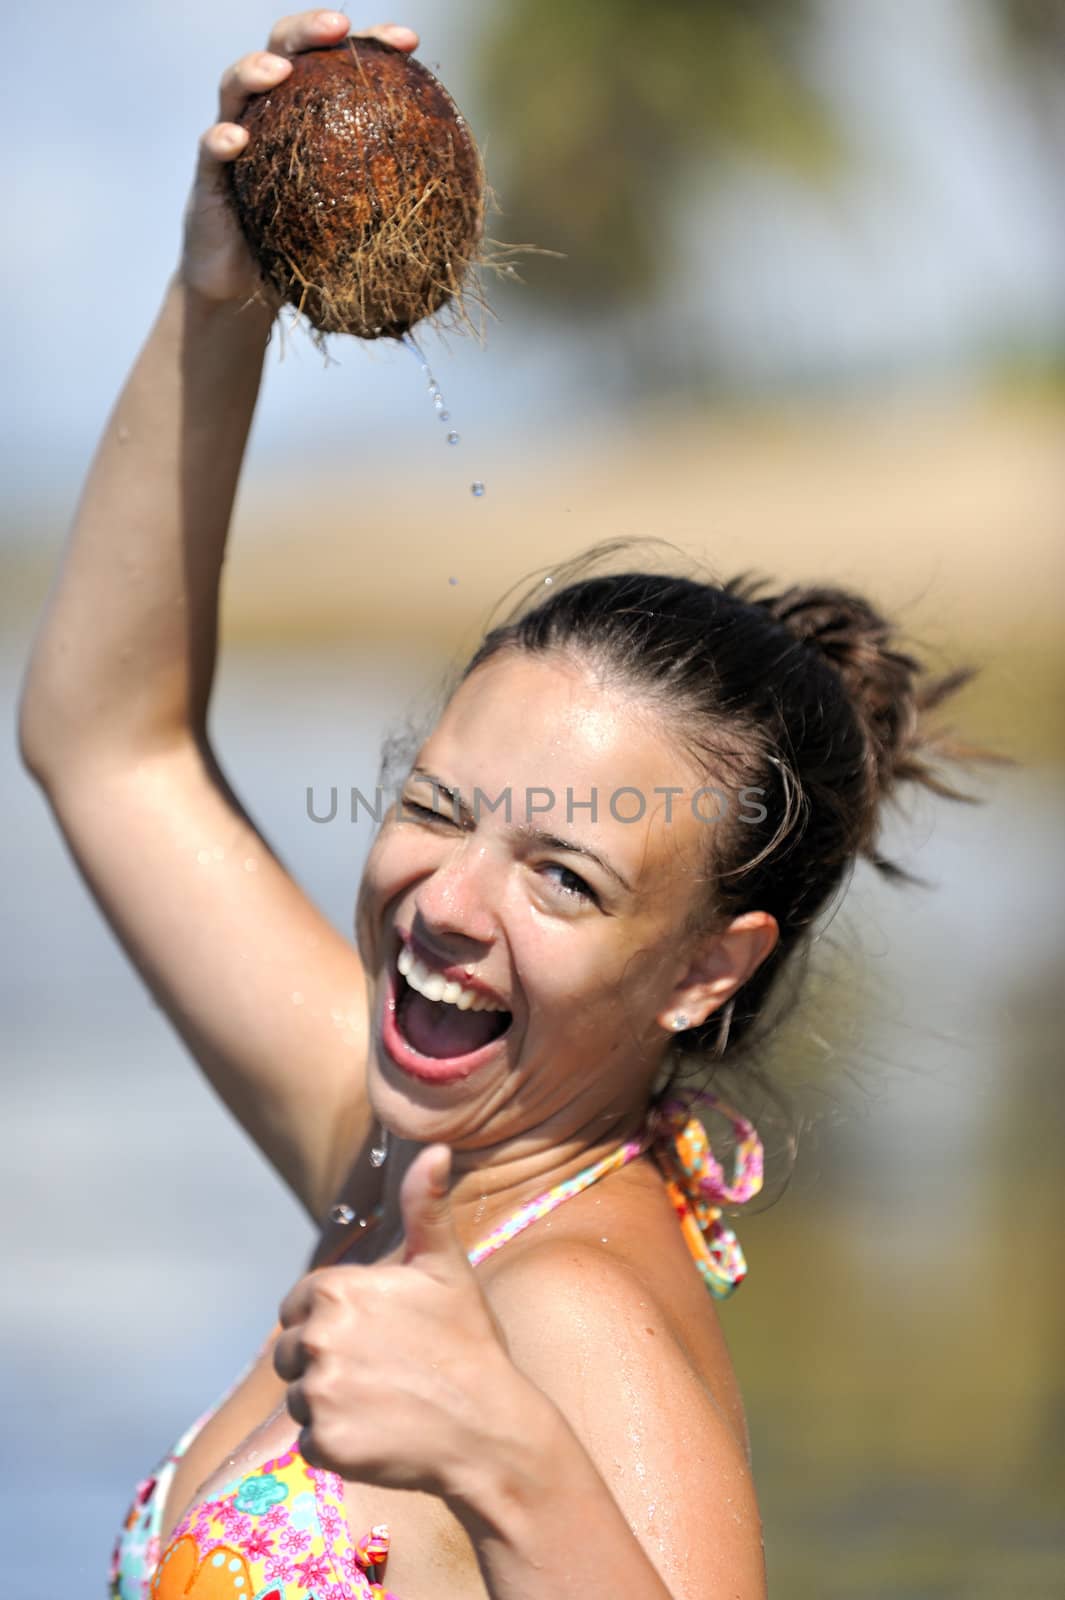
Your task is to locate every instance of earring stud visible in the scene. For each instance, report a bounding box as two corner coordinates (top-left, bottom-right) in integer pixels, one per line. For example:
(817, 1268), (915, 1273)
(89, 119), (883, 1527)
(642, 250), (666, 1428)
(671, 1013), (690, 1031)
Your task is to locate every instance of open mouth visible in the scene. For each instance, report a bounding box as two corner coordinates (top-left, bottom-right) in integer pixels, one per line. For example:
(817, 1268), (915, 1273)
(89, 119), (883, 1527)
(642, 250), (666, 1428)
(384, 939), (513, 1079)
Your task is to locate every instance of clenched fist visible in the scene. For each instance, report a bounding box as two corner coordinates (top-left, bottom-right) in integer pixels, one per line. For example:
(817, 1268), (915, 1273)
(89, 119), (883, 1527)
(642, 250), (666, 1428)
(274, 1144), (537, 1511)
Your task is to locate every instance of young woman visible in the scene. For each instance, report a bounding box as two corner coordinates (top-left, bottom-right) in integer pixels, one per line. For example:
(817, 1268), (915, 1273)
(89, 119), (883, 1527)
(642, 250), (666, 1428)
(18, 13), (987, 1599)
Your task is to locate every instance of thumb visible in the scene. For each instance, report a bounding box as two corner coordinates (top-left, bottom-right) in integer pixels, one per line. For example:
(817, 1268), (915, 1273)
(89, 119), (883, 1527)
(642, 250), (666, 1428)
(400, 1144), (464, 1273)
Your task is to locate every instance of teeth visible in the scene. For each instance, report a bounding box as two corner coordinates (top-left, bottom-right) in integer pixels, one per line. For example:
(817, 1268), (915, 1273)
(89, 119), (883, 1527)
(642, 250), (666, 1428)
(422, 969), (448, 1002)
(397, 948), (506, 1014)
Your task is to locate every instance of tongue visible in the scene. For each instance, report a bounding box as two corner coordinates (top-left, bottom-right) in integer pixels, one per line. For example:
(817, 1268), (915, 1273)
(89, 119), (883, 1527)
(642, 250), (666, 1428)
(399, 989), (507, 1059)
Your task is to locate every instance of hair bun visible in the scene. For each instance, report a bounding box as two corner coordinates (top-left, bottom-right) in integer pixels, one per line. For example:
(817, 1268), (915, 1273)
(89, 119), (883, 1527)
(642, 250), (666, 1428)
(724, 573), (985, 830)
(460, 538), (1010, 1076)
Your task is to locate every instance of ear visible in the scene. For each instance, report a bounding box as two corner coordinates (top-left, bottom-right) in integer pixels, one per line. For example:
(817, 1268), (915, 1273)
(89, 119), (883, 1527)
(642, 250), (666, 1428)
(656, 911), (779, 1032)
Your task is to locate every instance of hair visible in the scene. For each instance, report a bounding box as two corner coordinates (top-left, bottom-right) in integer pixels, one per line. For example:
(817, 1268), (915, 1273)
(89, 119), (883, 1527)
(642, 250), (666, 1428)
(457, 540), (1012, 1133)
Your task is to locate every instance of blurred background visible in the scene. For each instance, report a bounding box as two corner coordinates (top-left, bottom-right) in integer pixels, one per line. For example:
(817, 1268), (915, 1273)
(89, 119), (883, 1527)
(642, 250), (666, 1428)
(4, 1), (1064, 1595)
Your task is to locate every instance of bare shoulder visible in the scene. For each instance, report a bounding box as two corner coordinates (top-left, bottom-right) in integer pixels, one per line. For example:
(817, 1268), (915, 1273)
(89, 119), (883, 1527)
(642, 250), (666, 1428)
(485, 1235), (743, 1439)
(484, 1238), (767, 1597)
(486, 1231), (685, 1345)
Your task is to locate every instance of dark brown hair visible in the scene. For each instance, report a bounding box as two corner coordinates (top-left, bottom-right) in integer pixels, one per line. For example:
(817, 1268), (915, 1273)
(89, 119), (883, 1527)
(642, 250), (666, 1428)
(460, 541), (1010, 1104)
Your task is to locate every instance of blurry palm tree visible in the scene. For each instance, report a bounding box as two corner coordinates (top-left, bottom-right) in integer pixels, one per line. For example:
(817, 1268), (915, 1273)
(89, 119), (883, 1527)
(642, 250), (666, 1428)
(475, 0), (839, 317)
(996, 0), (1065, 56)
(994, 1), (1065, 168)
(987, 0), (1065, 374)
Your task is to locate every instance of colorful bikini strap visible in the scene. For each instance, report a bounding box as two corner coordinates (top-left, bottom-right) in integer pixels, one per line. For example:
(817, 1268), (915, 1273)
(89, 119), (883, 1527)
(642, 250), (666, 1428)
(463, 1094), (763, 1300)
(466, 1136), (644, 1267)
(647, 1090), (764, 1300)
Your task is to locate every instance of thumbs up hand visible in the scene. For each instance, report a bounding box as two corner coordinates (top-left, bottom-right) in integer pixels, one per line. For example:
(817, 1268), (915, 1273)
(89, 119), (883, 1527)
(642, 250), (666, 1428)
(397, 1142), (470, 1275)
(274, 1144), (522, 1500)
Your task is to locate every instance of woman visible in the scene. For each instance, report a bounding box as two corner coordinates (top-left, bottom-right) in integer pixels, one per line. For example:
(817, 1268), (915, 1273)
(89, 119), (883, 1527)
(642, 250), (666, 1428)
(18, 12), (987, 1599)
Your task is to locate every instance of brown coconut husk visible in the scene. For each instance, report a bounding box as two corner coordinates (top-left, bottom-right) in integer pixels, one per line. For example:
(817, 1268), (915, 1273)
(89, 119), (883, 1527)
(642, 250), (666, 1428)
(227, 37), (493, 341)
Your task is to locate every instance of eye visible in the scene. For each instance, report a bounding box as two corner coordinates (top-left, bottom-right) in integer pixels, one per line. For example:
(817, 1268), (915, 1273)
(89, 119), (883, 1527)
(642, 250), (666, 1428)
(399, 795), (455, 825)
(539, 862), (598, 905)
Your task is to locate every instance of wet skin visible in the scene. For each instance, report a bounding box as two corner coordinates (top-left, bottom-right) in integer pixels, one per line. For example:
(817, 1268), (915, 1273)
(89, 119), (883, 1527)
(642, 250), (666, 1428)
(354, 649), (779, 1217)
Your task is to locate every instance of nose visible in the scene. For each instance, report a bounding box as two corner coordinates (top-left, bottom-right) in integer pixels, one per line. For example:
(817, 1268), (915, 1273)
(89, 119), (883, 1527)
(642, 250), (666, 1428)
(411, 836), (502, 957)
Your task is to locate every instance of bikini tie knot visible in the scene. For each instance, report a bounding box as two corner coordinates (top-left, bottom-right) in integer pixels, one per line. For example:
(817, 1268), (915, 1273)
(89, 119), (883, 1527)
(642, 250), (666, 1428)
(647, 1091), (764, 1299)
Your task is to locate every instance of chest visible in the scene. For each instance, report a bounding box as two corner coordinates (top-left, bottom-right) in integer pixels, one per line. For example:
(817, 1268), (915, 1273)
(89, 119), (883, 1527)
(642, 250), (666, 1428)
(157, 1336), (485, 1596)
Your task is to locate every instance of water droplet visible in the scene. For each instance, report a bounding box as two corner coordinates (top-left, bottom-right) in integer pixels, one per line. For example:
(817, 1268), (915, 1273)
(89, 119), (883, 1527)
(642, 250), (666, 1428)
(331, 1204), (356, 1225)
(471, 481), (486, 497)
(544, 575), (554, 585)
(369, 1143), (388, 1167)
(403, 338), (471, 468)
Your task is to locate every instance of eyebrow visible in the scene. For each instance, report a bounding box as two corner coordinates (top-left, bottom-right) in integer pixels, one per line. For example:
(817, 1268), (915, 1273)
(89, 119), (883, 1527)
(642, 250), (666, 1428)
(405, 769), (634, 894)
(519, 827), (634, 894)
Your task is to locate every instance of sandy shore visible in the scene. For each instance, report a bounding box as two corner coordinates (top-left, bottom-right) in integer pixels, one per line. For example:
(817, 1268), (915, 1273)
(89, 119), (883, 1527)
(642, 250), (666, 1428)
(5, 393), (1062, 756)
(225, 392), (1065, 647)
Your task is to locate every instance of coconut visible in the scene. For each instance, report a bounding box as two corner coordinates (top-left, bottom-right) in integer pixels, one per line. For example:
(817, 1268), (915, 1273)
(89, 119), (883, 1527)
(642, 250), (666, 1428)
(227, 37), (485, 339)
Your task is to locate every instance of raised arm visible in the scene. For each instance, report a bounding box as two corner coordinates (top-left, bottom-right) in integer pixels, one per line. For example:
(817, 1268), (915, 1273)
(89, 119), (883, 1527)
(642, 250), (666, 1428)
(17, 12), (416, 1221)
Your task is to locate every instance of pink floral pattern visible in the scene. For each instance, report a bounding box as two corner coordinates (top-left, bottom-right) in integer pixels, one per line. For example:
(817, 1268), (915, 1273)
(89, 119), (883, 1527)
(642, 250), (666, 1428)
(148, 1442), (395, 1599)
(112, 1110), (762, 1597)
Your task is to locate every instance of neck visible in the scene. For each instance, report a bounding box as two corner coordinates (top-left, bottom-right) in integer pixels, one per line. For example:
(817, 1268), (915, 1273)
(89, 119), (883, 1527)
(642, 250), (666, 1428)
(379, 1102), (655, 1254)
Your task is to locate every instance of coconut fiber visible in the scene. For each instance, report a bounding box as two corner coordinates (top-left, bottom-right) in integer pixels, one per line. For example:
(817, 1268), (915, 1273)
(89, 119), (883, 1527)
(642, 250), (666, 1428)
(228, 37), (485, 339)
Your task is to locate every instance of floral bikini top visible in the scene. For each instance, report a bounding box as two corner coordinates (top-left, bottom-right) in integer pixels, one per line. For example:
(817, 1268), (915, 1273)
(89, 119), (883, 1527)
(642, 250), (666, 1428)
(110, 1094), (762, 1600)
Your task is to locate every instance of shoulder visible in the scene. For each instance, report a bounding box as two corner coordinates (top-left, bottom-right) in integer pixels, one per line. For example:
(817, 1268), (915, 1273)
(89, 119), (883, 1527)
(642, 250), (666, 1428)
(485, 1233), (670, 1342)
(484, 1238), (766, 1593)
(485, 1234), (746, 1453)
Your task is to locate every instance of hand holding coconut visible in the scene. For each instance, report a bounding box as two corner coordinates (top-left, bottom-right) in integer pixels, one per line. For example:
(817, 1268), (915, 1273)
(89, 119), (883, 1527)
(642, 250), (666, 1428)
(181, 10), (485, 340)
(21, 15), (788, 1600)
(181, 11), (422, 313)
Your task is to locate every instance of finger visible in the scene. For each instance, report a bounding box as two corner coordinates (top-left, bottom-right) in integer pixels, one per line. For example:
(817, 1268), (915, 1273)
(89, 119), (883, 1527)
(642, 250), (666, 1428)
(193, 122), (249, 189)
(279, 1274), (316, 1330)
(287, 1379), (312, 1429)
(217, 50), (293, 126)
(298, 1423), (327, 1471)
(272, 1326), (310, 1384)
(351, 21), (420, 51)
(267, 9), (351, 57)
(400, 1144), (461, 1272)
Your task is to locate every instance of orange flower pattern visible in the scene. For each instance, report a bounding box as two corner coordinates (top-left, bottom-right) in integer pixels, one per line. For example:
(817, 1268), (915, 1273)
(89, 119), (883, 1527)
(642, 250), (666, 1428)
(148, 1445), (397, 1600)
(110, 1100), (762, 1597)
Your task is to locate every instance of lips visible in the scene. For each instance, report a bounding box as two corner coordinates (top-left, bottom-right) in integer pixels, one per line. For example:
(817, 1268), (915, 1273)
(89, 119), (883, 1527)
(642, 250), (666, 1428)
(379, 934), (513, 1084)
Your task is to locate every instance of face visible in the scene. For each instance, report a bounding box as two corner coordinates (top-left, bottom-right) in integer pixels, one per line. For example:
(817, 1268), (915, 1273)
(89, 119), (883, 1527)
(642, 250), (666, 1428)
(356, 650), (771, 1153)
